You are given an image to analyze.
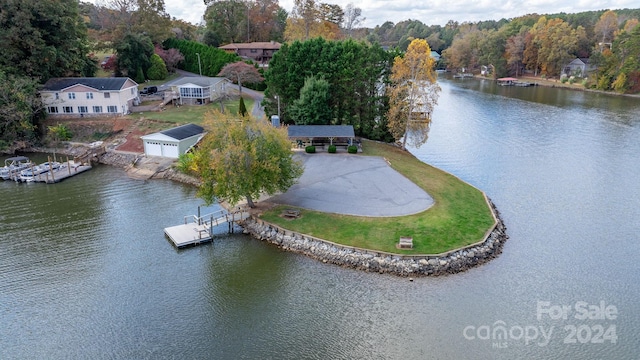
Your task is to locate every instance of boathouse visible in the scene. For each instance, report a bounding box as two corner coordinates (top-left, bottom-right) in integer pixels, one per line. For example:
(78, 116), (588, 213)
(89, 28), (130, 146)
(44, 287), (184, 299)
(141, 123), (204, 158)
(287, 125), (355, 148)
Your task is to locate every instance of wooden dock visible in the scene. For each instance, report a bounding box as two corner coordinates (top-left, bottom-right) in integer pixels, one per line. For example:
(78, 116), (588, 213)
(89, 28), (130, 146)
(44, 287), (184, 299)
(31, 161), (92, 183)
(164, 209), (250, 248)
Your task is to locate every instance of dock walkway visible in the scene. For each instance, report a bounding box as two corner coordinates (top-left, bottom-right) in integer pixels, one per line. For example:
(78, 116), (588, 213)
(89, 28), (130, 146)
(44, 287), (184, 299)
(32, 161), (92, 183)
(164, 209), (250, 248)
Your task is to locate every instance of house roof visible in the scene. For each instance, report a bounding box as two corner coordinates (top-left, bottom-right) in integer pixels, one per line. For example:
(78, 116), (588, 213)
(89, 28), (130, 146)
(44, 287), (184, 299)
(141, 123), (205, 142)
(42, 77), (136, 91)
(171, 77), (229, 88)
(288, 125), (355, 138)
(219, 41), (282, 50)
(161, 123), (204, 141)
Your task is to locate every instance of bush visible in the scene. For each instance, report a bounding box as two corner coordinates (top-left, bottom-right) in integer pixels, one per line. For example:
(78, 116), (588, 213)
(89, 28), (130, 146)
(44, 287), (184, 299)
(328, 144), (336, 153)
(347, 145), (358, 154)
(305, 145), (316, 153)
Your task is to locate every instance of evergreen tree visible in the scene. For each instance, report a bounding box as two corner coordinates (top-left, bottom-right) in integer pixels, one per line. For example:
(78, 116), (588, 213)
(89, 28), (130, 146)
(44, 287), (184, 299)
(239, 97), (248, 117)
(147, 54), (168, 80)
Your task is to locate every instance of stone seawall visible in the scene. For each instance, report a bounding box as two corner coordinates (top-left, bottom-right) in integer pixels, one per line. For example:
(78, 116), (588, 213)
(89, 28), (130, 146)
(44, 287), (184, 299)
(242, 201), (508, 276)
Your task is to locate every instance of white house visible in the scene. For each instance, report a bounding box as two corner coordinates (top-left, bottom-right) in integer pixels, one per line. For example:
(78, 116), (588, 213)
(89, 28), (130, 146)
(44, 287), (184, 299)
(562, 58), (594, 77)
(41, 77), (139, 117)
(141, 123), (205, 158)
(168, 77), (231, 106)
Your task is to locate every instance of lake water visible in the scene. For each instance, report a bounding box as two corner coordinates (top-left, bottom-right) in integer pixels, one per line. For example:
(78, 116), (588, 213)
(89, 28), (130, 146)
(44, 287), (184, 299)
(1, 78), (639, 359)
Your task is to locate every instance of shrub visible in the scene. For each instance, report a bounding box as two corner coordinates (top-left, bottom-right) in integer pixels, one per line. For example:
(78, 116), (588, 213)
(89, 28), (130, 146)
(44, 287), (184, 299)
(305, 145), (316, 153)
(347, 145), (358, 154)
(560, 77), (568, 83)
(328, 144), (336, 153)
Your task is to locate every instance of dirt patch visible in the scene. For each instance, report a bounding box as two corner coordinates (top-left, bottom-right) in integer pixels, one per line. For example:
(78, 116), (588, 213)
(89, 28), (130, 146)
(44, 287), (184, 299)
(115, 129), (146, 153)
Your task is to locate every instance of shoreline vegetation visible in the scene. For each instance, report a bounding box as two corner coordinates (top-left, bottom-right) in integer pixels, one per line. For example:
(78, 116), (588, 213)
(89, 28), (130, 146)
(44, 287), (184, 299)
(12, 139), (506, 273)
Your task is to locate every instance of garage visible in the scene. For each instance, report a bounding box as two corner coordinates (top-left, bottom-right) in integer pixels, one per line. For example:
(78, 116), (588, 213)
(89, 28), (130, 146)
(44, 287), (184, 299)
(141, 124), (205, 159)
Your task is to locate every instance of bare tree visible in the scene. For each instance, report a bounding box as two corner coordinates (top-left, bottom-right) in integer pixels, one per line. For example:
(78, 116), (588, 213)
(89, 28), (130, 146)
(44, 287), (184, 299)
(343, 3), (364, 37)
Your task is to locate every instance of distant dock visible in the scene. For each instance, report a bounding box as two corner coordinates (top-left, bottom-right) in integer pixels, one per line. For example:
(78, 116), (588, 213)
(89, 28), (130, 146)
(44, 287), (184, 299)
(164, 208), (250, 248)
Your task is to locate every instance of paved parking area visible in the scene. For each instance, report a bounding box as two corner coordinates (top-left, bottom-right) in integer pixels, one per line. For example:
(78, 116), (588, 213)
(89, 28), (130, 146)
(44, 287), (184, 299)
(269, 153), (434, 217)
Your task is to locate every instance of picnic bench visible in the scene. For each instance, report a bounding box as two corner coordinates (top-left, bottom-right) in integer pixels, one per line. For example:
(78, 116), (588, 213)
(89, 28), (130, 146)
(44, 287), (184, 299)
(282, 209), (301, 219)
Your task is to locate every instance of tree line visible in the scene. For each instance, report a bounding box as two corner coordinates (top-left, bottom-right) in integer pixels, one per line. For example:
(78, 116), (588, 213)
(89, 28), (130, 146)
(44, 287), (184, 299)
(263, 38), (397, 141)
(441, 10), (640, 92)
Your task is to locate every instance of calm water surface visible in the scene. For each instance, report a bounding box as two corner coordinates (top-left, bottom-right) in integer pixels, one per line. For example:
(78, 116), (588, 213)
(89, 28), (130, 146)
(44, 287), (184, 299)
(1, 78), (639, 359)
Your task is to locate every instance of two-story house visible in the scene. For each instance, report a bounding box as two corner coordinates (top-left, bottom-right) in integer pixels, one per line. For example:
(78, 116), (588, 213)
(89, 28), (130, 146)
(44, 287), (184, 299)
(41, 77), (139, 117)
(219, 41), (281, 67)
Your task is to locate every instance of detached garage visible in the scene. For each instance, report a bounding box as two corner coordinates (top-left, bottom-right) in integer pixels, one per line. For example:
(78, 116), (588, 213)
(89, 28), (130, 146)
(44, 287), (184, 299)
(141, 123), (205, 158)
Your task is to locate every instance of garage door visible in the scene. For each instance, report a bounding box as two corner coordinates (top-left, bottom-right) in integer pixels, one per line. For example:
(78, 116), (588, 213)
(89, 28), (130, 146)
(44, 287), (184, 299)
(145, 141), (162, 156)
(162, 143), (179, 158)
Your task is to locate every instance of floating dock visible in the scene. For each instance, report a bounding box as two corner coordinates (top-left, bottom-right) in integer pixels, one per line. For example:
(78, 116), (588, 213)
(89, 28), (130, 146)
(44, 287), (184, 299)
(31, 161), (92, 183)
(164, 209), (250, 248)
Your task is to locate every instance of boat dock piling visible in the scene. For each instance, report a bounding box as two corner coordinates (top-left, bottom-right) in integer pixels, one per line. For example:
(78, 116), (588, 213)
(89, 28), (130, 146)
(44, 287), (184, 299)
(164, 208), (250, 248)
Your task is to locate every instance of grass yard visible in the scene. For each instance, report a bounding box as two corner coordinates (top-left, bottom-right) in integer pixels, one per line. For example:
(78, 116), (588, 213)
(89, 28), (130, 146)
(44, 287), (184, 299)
(259, 140), (496, 255)
(130, 97), (254, 124)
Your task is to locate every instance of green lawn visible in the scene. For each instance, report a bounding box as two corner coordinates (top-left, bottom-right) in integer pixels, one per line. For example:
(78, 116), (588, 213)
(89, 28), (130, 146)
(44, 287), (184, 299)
(259, 140), (496, 255)
(130, 97), (254, 124)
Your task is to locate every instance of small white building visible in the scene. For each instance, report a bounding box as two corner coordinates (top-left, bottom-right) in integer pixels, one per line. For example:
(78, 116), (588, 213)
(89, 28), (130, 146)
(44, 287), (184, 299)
(41, 77), (139, 117)
(141, 123), (205, 158)
(168, 77), (231, 105)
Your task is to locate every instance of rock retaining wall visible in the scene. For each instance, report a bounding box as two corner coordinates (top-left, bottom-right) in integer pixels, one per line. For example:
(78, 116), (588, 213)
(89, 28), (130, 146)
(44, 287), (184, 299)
(242, 201), (508, 276)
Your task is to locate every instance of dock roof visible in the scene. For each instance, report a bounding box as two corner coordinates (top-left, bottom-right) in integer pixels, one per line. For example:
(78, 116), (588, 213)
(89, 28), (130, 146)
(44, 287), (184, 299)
(287, 125), (355, 138)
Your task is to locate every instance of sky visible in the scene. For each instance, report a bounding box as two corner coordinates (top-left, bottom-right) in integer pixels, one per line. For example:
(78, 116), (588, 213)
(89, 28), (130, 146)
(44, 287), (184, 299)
(102, 0), (637, 28)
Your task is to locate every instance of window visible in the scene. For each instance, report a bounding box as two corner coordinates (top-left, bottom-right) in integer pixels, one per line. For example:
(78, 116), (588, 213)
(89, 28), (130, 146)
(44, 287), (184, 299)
(78, 106), (88, 113)
(107, 106), (118, 113)
(250, 49), (257, 53)
(48, 106), (58, 114)
(93, 106), (102, 113)
(104, 92), (110, 99)
(86, 93), (93, 99)
(180, 87), (204, 98)
(63, 106), (73, 113)
(55, 93), (59, 100)
(68, 93), (76, 100)
(131, 88), (135, 94)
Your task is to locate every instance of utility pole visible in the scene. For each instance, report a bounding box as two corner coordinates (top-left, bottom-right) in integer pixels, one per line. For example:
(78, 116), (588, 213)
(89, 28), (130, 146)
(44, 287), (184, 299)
(196, 53), (202, 77)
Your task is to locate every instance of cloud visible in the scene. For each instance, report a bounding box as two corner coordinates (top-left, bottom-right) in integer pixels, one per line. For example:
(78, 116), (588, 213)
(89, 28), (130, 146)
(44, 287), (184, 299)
(91, 0), (637, 29)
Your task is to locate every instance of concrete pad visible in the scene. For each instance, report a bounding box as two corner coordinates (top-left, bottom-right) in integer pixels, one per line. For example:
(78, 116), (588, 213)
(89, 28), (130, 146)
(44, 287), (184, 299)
(269, 154), (434, 217)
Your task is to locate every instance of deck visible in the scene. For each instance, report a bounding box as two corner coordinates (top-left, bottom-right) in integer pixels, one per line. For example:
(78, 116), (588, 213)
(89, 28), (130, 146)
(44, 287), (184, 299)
(32, 162), (92, 183)
(164, 209), (250, 248)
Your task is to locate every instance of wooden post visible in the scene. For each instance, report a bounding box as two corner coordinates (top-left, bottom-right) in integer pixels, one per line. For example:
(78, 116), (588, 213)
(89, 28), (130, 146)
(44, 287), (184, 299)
(197, 206), (201, 225)
(48, 156), (55, 183)
(67, 156), (71, 175)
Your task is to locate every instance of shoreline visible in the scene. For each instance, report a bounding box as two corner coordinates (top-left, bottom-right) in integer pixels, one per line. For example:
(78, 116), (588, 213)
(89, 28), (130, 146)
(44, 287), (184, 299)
(240, 198), (507, 276)
(14, 143), (508, 276)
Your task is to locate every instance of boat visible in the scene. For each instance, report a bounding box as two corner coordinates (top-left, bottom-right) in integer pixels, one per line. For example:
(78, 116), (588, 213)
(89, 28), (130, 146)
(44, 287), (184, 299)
(0, 156), (33, 180)
(453, 73), (474, 78)
(17, 161), (62, 182)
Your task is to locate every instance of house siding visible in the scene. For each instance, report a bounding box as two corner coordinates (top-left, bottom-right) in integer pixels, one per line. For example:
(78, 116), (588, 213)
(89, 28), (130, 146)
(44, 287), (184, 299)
(41, 78), (139, 117)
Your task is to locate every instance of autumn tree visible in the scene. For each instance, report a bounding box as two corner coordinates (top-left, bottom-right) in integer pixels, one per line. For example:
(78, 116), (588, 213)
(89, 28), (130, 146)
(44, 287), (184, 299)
(99, 0), (172, 44)
(528, 17), (584, 76)
(184, 110), (303, 208)
(204, 0), (247, 44)
(154, 45), (184, 73)
(387, 39), (441, 149)
(218, 61), (264, 95)
(505, 30), (527, 76)
(442, 24), (483, 72)
(594, 10), (619, 50)
(285, 0), (342, 41)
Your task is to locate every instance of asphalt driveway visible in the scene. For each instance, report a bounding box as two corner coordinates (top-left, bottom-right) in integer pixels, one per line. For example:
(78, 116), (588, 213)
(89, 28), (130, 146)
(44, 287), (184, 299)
(269, 153), (434, 217)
